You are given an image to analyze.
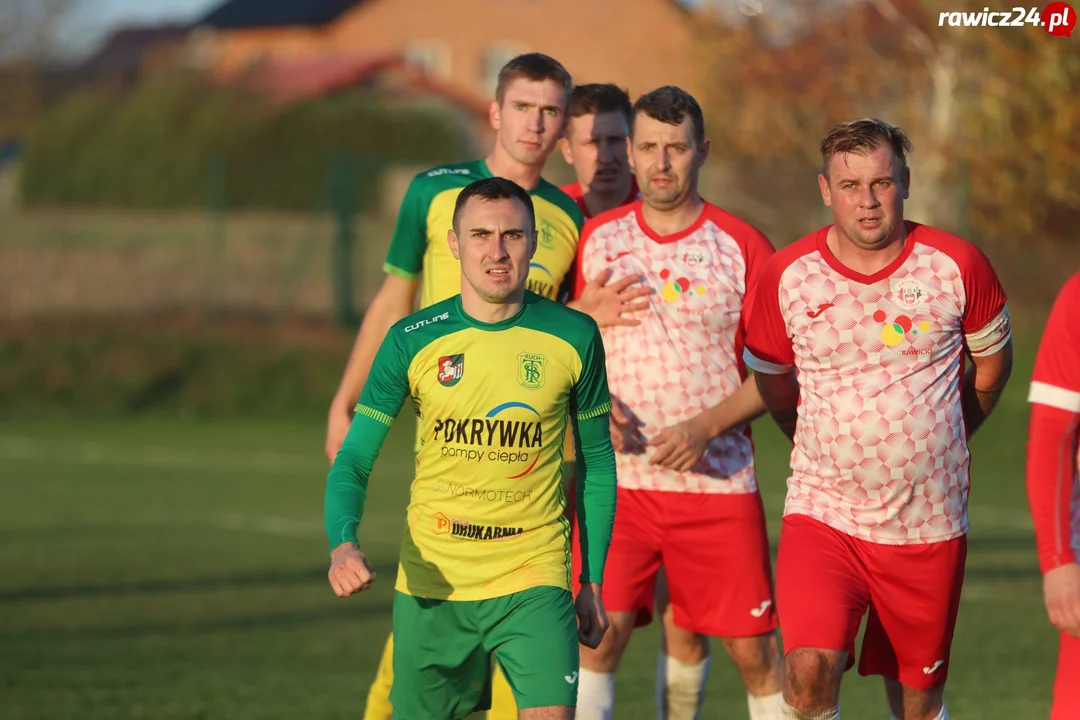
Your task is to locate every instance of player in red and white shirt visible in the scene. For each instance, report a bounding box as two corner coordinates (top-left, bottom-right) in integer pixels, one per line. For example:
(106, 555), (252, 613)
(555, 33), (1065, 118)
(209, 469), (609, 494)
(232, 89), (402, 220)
(558, 83), (640, 222)
(744, 118), (1013, 720)
(572, 86), (784, 720)
(1025, 271), (1080, 720)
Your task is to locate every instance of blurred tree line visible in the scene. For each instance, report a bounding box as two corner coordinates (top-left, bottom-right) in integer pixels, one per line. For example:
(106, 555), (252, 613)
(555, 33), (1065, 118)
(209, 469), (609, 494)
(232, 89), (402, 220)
(695, 0), (1079, 253)
(17, 70), (475, 212)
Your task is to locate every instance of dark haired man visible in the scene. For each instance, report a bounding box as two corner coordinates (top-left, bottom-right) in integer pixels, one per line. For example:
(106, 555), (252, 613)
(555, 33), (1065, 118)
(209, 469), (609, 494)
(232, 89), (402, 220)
(326, 176), (618, 720)
(559, 83), (639, 220)
(324, 54), (645, 720)
(572, 85), (784, 720)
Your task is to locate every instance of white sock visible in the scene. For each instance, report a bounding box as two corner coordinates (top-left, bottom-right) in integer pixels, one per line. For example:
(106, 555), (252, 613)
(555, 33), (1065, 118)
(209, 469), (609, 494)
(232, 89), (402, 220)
(780, 698), (840, 719)
(747, 691), (784, 720)
(576, 668), (614, 720)
(656, 651), (710, 720)
(888, 705), (948, 720)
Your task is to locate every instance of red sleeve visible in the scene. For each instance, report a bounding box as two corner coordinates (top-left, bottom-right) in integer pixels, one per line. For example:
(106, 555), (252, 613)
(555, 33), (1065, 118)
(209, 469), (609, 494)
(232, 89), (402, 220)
(742, 251), (795, 373)
(957, 244), (1012, 358)
(1026, 272), (1080, 572)
(737, 224), (777, 333)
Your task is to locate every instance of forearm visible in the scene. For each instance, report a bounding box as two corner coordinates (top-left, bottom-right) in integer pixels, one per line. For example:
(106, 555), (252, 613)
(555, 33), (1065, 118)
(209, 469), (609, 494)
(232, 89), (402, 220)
(574, 413), (617, 584)
(698, 375), (768, 439)
(961, 360), (1012, 438)
(324, 413), (391, 553)
(754, 371), (799, 442)
(1026, 404), (1079, 573)
(331, 300), (410, 411)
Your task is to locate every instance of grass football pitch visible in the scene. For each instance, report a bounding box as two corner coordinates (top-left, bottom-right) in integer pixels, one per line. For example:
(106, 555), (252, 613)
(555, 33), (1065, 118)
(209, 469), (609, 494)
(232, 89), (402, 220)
(0, 343), (1061, 718)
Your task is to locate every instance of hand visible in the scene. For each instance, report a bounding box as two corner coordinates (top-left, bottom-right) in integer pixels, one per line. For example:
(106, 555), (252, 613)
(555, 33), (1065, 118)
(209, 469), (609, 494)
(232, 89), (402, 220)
(1043, 562), (1080, 637)
(609, 399), (634, 453)
(325, 401), (352, 464)
(575, 268), (652, 329)
(575, 582), (609, 649)
(647, 415), (712, 471)
(328, 543), (376, 597)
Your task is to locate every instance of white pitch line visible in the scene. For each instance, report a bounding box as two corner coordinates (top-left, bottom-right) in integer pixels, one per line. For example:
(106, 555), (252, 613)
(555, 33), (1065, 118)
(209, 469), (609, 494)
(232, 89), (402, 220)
(0, 435), (318, 475)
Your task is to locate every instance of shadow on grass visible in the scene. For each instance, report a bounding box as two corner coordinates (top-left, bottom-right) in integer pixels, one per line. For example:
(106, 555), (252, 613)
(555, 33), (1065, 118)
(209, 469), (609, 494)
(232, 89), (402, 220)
(0, 562), (398, 604)
(0, 602), (393, 642)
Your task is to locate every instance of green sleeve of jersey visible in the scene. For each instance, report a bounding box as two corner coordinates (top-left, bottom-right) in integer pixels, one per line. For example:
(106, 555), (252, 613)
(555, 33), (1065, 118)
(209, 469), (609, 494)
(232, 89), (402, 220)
(571, 321), (616, 583)
(323, 328), (411, 554)
(574, 414), (616, 584)
(383, 174), (430, 280)
(324, 414), (392, 553)
(572, 322), (613, 420)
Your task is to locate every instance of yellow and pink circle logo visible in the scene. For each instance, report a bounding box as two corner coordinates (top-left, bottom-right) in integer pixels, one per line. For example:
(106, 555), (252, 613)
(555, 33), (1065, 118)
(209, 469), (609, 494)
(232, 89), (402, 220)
(659, 269), (707, 303)
(873, 310), (931, 347)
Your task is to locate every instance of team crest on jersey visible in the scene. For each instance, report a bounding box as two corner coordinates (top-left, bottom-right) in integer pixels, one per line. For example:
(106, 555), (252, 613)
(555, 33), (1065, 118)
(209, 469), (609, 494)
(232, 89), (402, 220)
(437, 354), (464, 387)
(893, 279), (928, 310)
(538, 221), (555, 249)
(682, 250), (706, 268)
(517, 352), (546, 390)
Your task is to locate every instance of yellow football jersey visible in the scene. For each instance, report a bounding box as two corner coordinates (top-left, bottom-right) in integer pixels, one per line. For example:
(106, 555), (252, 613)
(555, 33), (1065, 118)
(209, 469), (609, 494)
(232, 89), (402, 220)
(353, 292), (611, 601)
(382, 159), (584, 307)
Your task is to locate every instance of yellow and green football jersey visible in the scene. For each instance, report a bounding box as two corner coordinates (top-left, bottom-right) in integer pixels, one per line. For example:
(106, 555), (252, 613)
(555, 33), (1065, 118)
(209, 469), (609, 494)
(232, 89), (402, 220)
(383, 159), (584, 307)
(325, 292), (617, 602)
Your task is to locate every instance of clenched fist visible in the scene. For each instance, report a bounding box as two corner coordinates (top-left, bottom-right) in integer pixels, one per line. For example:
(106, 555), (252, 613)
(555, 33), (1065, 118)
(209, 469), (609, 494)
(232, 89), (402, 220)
(328, 542), (376, 597)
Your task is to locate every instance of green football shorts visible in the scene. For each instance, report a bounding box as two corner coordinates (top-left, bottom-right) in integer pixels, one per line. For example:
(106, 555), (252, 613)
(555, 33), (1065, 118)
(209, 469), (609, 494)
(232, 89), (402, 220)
(389, 585), (579, 719)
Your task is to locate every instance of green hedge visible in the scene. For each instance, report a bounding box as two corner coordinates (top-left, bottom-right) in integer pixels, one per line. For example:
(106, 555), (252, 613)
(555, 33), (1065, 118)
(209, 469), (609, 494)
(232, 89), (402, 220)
(19, 72), (475, 211)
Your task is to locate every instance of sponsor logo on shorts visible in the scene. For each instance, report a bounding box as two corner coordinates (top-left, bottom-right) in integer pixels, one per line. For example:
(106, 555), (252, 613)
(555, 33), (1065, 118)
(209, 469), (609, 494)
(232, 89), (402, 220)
(433, 479), (532, 504)
(750, 599), (772, 618)
(564, 671), (578, 684)
(923, 660), (945, 675)
(438, 517), (523, 541)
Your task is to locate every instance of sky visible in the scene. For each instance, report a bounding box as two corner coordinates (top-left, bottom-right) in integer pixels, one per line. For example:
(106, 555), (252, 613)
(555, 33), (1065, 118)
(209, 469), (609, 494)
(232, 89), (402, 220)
(55, 0), (755, 60)
(59, 0), (221, 57)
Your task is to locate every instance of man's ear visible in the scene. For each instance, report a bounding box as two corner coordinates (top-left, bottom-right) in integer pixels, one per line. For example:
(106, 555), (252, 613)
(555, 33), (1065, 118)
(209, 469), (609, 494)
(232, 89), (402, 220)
(559, 137), (574, 166)
(447, 228), (461, 260)
(818, 173), (832, 207)
(528, 230), (539, 260)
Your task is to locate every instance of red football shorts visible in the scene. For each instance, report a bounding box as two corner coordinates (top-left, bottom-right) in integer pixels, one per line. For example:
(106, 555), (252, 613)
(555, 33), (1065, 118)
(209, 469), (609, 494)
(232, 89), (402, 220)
(571, 486), (778, 638)
(775, 514), (967, 690)
(1052, 630), (1080, 720)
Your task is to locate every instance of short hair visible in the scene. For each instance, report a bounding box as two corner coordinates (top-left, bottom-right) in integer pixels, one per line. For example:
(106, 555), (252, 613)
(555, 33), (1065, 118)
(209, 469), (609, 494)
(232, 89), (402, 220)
(631, 86), (705, 145)
(452, 177), (536, 235)
(819, 118), (913, 178)
(568, 83), (633, 123)
(494, 53), (572, 107)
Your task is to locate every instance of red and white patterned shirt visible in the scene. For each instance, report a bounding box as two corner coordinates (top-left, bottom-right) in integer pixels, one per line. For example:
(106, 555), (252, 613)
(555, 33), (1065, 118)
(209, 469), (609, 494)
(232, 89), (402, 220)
(743, 222), (1011, 545)
(1027, 272), (1080, 571)
(574, 199), (775, 494)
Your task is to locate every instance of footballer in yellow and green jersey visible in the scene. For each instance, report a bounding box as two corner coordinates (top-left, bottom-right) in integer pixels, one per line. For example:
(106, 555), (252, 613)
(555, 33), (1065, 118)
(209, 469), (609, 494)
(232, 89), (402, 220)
(325, 291), (616, 601)
(383, 159), (585, 308)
